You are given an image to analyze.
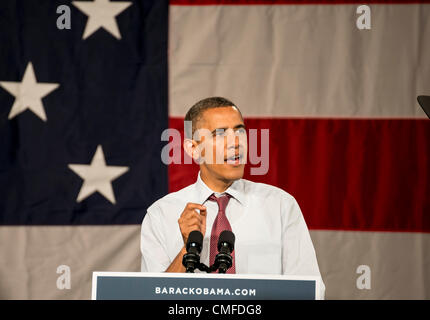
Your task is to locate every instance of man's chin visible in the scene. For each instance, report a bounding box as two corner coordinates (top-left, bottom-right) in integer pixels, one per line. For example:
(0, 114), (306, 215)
(201, 162), (245, 183)
(220, 164), (245, 181)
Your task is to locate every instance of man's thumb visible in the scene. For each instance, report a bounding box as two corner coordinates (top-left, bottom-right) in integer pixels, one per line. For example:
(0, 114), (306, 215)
(200, 209), (207, 234)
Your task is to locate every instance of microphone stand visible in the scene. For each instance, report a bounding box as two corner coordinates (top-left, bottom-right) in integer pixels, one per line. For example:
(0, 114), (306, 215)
(195, 253), (233, 274)
(192, 262), (228, 273)
(183, 230), (235, 273)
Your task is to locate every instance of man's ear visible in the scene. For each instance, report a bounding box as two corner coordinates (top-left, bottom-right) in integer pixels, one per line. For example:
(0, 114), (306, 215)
(183, 138), (199, 162)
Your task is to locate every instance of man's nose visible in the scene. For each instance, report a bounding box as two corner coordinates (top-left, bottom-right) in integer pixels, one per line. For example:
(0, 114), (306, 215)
(225, 131), (246, 150)
(225, 130), (239, 147)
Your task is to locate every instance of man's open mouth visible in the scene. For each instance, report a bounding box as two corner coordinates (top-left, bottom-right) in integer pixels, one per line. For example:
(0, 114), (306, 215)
(225, 154), (243, 165)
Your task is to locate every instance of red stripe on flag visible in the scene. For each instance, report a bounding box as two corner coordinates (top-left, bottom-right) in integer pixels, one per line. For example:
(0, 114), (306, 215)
(168, 117), (430, 233)
(170, 0), (430, 5)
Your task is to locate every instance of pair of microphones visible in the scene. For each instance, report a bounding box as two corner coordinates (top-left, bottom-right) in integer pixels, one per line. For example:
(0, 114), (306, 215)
(182, 230), (235, 274)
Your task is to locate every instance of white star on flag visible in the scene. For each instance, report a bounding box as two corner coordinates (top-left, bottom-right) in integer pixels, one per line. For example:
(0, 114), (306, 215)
(68, 145), (129, 204)
(0, 62), (59, 121)
(72, 0), (132, 40)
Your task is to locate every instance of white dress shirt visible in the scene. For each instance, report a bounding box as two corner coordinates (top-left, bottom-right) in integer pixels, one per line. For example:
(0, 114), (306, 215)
(141, 172), (325, 298)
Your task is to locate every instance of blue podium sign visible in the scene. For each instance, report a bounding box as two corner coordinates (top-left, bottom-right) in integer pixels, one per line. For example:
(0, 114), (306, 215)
(92, 272), (321, 300)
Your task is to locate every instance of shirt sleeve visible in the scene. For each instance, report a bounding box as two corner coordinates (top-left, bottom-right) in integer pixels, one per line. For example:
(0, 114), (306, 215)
(140, 205), (172, 272)
(281, 196), (326, 299)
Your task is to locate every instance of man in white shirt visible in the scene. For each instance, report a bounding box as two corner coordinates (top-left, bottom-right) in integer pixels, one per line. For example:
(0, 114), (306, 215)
(141, 97), (325, 298)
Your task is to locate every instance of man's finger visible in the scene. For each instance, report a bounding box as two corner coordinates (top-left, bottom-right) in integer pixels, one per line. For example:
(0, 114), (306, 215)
(186, 217), (202, 227)
(182, 210), (203, 222)
(199, 207), (207, 217)
(187, 225), (201, 234)
(185, 203), (206, 211)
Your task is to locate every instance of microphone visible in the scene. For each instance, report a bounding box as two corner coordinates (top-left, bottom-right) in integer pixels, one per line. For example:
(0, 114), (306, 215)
(417, 95), (430, 119)
(182, 230), (203, 273)
(214, 230), (235, 273)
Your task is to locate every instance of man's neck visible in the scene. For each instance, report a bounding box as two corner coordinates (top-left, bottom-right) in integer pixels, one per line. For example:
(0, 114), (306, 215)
(200, 170), (234, 193)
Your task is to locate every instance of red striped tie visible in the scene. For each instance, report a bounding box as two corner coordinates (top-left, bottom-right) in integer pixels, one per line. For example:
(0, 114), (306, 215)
(208, 193), (236, 274)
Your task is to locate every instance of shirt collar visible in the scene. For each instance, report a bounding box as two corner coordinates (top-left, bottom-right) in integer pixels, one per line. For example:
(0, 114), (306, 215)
(195, 171), (246, 205)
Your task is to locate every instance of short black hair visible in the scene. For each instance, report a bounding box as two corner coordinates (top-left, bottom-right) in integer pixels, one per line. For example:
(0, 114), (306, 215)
(184, 97), (242, 139)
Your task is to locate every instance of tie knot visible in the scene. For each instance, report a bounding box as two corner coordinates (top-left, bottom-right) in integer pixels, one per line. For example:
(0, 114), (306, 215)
(208, 193), (231, 212)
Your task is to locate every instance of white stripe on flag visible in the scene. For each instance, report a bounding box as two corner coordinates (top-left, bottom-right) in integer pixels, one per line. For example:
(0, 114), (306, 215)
(169, 4), (430, 118)
(0, 226), (140, 299)
(2, 227), (428, 299)
(310, 230), (430, 299)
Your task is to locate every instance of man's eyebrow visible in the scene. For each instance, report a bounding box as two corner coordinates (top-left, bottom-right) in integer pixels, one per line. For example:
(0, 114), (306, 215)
(234, 124), (246, 130)
(210, 124), (246, 135)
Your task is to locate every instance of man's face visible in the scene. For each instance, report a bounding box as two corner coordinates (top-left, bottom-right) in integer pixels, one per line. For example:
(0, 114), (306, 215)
(194, 106), (247, 183)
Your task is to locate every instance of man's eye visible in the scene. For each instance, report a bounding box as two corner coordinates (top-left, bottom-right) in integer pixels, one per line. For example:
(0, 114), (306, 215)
(236, 128), (246, 134)
(214, 130), (226, 136)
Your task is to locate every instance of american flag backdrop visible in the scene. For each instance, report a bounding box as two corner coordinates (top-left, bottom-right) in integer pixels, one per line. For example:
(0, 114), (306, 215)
(0, 0), (429, 299)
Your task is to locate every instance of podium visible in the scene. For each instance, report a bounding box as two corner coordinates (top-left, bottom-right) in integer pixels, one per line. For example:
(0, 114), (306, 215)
(92, 272), (322, 300)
